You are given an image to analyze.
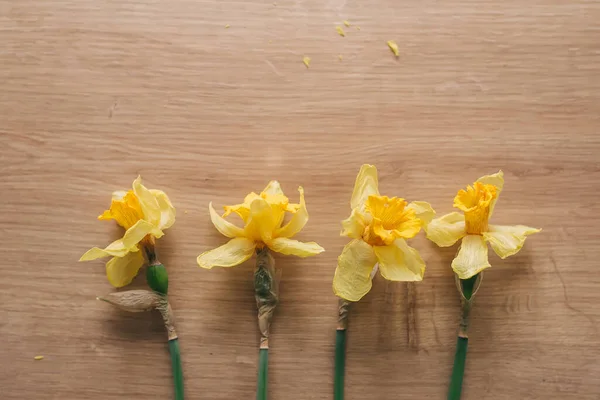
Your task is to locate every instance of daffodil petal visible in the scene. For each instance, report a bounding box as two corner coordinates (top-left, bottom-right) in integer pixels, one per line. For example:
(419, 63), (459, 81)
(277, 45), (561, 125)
(483, 224), (541, 259)
(262, 180), (284, 195)
(276, 187), (308, 238)
(245, 198), (277, 242)
(105, 251), (145, 288)
(150, 189), (176, 230)
(407, 201), (436, 226)
(425, 212), (466, 247)
(340, 209), (366, 239)
(267, 237), (324, 257)
(80, 236), (143, 261)
(476, 170), (504, 217)
(209, 202), (244, 238)
(332, 239), (377, 302)
(350, 164), (379, 211)
(132, 176), (161, 226)
(452, 235), (491, 279)
(197, 238), (256, 269)
(373, 239), (425, 282)
(123, 219), (158, 247)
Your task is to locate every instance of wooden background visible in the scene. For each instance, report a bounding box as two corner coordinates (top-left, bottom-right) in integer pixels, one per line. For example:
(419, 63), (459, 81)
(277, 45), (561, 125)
(1, 0), (599, 399)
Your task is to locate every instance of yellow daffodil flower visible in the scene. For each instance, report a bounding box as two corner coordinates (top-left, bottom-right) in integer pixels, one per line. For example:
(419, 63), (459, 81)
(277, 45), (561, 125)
(425, 171), (541, 279)
(333, 164), (435, 302)
(197, 181), (324, 269)
(79, 176), (176, 287)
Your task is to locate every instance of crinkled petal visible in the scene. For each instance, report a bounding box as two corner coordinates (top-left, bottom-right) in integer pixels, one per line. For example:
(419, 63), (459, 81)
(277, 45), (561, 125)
(262, 181), (284, 196)
(407, 201), (436, 226)
(267, 237), (324, 257)
(132, 176), (161, 226)
(112, 190), (127, 201)
(340, 209), (366, 239)
(197, 238), (256, 269)
(425, 212), (466, 247)
(333, 239), (377, 302)
(452, 235), (491, 279)
(244, 198), (278, 242)
(123, 219), (158, 247)
(476, 170), (504, 218)
(223, 203), (251, 222)
(373, 239), (425, 282)
(276, 187), (308, 238)
(105, 251), (145, 288)
(80, 220), (154, 262)
(484, 224), (541, 259)
(149, 189), (176, 230)
(209, 202), (244, 238)
(350, 164), (379, 211)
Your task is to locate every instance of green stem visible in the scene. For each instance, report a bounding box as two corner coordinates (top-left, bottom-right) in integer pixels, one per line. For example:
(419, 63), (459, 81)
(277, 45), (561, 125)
(447, 337), (468, 400)
(257, 348), (269, 400)
(334, 329), (347, 400)
(169, 339), (184, 400)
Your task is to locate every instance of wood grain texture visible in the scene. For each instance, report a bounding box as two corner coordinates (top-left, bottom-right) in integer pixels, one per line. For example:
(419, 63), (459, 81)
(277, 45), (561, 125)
(1, 0), (599, 399)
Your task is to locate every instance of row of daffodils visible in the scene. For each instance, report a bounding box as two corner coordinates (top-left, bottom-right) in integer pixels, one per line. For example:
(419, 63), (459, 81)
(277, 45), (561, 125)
(80, 166), (540, 400)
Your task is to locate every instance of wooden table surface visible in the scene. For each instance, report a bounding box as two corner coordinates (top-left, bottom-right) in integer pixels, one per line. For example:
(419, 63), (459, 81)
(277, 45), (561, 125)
(2, 1), (599, 399)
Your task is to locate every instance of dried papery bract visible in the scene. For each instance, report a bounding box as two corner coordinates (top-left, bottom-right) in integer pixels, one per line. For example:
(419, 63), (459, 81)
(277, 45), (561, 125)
(254, 247), (279, 349)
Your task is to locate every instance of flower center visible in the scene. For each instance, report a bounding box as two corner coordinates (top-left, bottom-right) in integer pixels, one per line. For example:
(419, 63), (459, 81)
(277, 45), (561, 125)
(99, 190), (145, 230)
(361, 195), (421, 246)
(453, 182), (497, 234)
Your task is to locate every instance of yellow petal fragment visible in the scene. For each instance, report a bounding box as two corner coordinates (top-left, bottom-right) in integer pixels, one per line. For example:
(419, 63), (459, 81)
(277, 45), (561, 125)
(406, 201), (436, 226)
(476, 170), (504, 218)
(197, 237), (256, 269)
(267, 237), (324, 257)
(132, 176), (161, 226)
(452, 235), (491, 279)
(303, 56), (311, 68)
(244, 198), (278, 243)
(356, 26), (361, 30)
(34, 356), (44, 360)
(338, 55), (343, 61)
(484, 224), (541, 259)
(105, 250), (145, 288)
(336, 26), (346, 37)
(387, 40), (399, 57)
(149, 189), (176, 230)
(343, 20), (351, 27)
(225, 24), (230, 28)
(276, 187), (308, 239)
(333, 239), (377, 302)
(350, 164), (379, 211)
(373, 239), (425, 282)
(209, 202), (245, 238)
(425, 212), (466, 247)
(340, 209), (366, 239)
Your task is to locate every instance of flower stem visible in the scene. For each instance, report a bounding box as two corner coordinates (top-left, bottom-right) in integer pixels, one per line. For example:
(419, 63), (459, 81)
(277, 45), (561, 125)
(447, 274), (480, 400)
(257, 348), (269, 400)
(169, 338), (184, 400)
(447, 336), (468, 400)
(334, 329), (346, 400)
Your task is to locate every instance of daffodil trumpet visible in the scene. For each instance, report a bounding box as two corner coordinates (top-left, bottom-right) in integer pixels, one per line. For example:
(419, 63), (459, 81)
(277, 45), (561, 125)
(423, 171), (540, 400)
(80, 176), (183, 400)
(332, 164), (434, 400)
(197, 181), (324, 400)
